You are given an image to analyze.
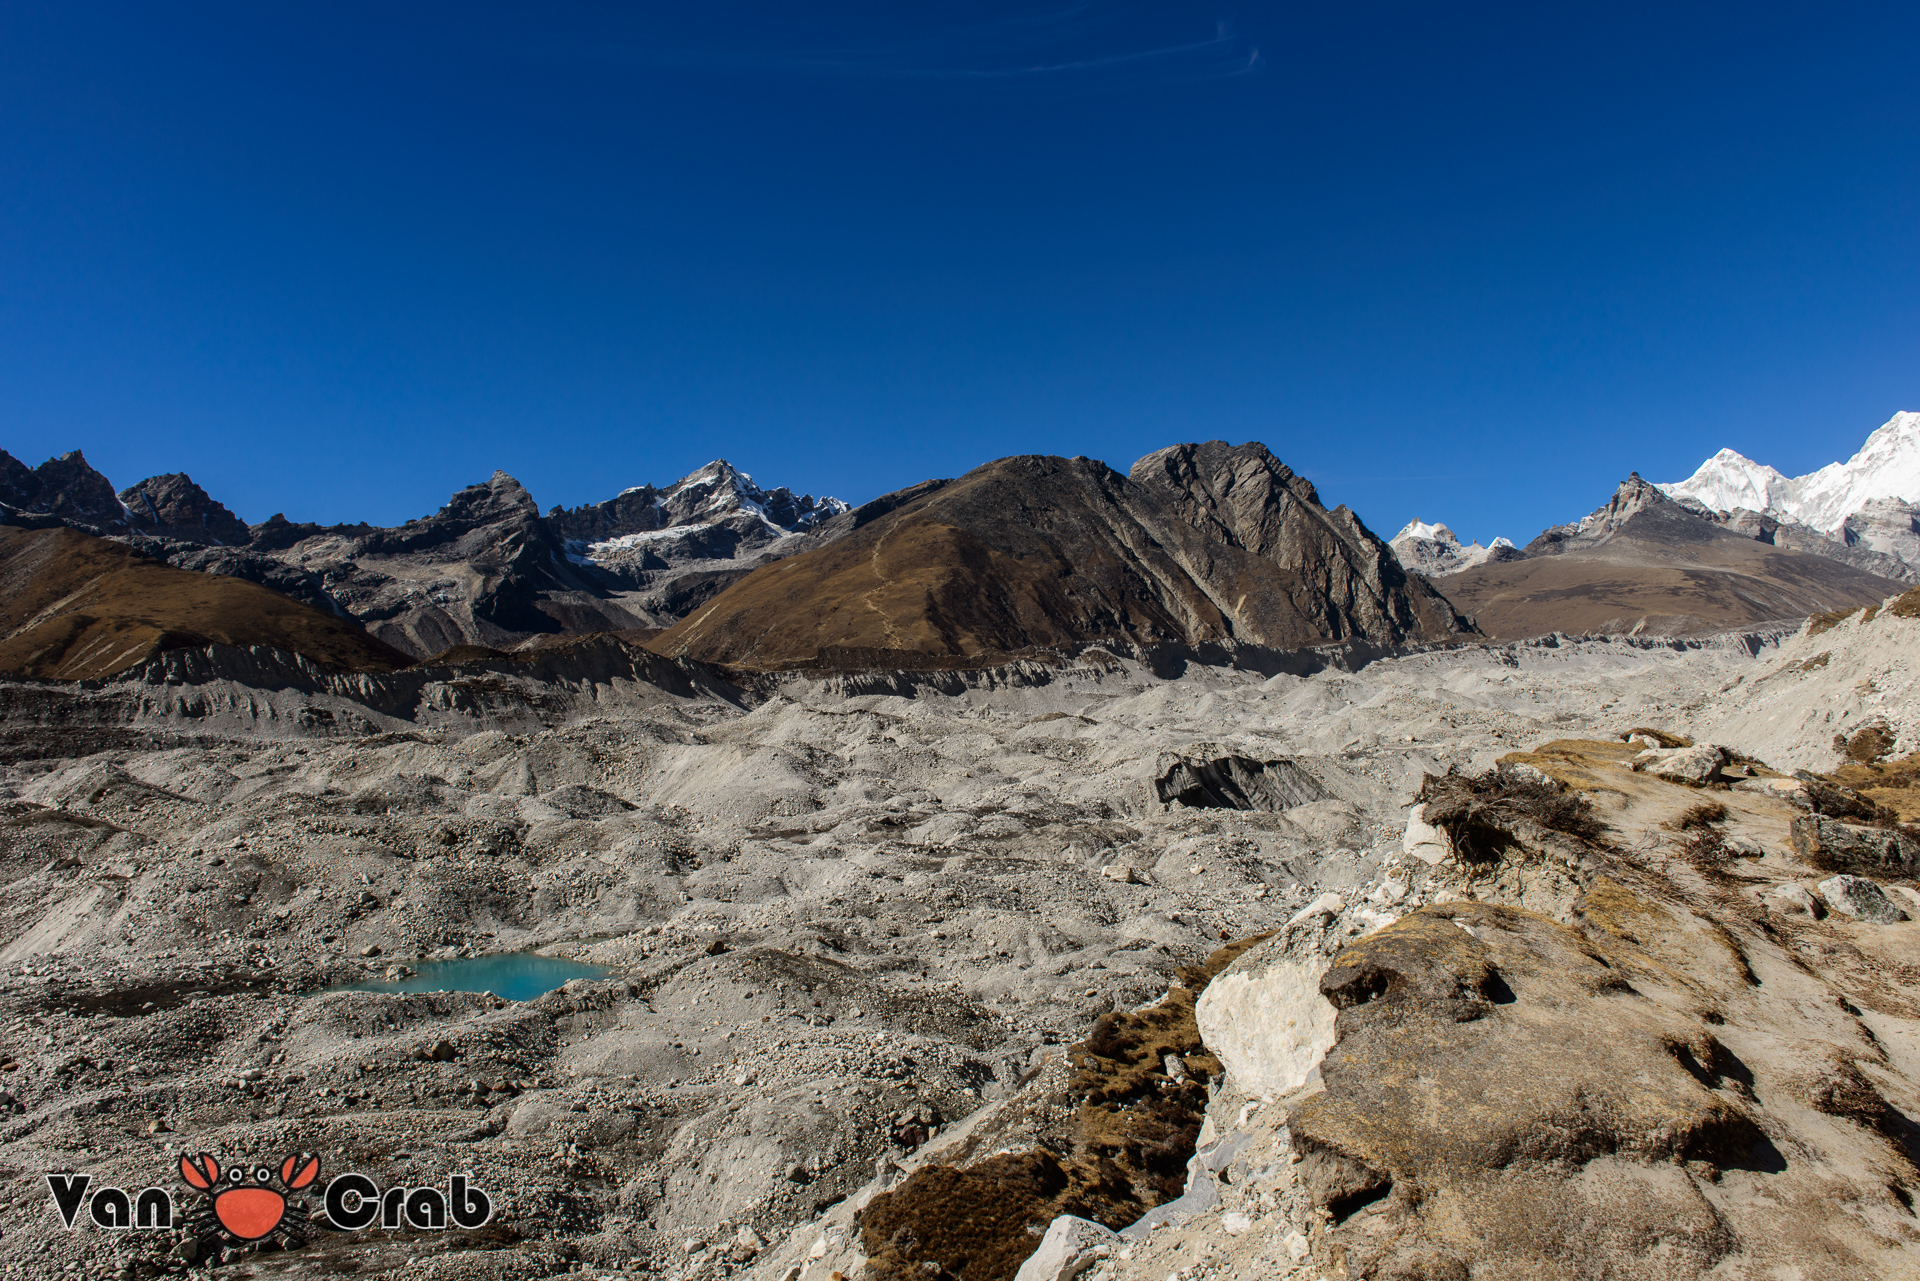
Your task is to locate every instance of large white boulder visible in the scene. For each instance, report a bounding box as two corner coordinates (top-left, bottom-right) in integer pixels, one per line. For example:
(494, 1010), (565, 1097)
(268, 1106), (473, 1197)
(1011, 1215), (1118, 1281)
(1631, 744), (1728, 785)
(1194, 932), (1337, 1101)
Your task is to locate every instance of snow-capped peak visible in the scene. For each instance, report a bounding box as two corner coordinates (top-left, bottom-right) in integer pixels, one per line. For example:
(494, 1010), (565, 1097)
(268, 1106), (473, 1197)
(1657, 411), (1920, 534)
(1657, 449), (1793, 519)
(1392, 519), (1459, 545)
(1388, 519), (1514, 577)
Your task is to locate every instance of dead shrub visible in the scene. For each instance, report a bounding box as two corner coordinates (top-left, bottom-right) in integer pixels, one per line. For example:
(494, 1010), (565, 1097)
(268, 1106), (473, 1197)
(1671, 801), (1729, 831)
(1418, 767), (1605, 868)
(1837, 721), (1896, 765)
(1677, 829), (1731, 868)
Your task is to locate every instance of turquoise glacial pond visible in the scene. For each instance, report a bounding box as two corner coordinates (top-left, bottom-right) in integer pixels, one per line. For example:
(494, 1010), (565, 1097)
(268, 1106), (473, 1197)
(331, 952), (612, 1002)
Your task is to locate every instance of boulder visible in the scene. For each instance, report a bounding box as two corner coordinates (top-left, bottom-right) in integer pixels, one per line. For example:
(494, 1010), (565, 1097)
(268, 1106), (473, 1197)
(1402, 803), (1450, 865)
(1789, 815), (1920, 877)
(1011, 1215), (1118, 1281)
(1193, 929), (1337, 1100)
(1757, 882), (1823, 919)
(1631, 744), (1728, 785)
(1732, 776), (1803, 799)
(1816, 875), (1908, 924)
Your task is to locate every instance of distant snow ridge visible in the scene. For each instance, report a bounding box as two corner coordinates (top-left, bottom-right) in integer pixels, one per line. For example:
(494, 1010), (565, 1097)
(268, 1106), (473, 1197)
(1659, 411), (1920, 535)
(1389, 520), (1515, 577)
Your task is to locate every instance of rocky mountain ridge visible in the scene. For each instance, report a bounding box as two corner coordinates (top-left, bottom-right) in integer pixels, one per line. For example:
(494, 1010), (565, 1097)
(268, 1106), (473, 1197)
(1438, 473), (1906, 639)
(0, 449), (850, 660)
(1394, 411), (1920, 587)
(654, 443), (1477, 670)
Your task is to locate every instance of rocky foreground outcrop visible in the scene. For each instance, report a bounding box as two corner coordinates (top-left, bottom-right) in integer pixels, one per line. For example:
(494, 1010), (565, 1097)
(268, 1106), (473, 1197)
(757, 736), (1920, 1281)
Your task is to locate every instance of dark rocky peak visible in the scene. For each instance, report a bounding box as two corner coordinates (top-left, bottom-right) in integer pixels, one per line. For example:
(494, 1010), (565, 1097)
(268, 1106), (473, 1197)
(0, 451), (37, 512)
(247, 512), (375, 551)
(1131, 441), (1331, 557)
(0, 449), (129, 531)
(1524, 473), (1727, 556)
(117, 473), (251, 546)
(358, 470), (546, 557)
(1132, 440), (1475, 642)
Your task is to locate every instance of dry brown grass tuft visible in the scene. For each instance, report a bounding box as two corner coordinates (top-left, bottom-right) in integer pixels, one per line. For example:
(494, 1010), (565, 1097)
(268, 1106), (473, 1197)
(1807, 606), (1863, 637)
(1676, 828), (1732, 869)
(1887, 586), (1920, 619)
(1671, 801), (1729, 832)
(859, 933), (1269, 1281)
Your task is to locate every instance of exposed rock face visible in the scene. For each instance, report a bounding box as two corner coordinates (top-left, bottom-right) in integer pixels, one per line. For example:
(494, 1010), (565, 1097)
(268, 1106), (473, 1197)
(1192, 926), (1336, 1100)
(657, 447), (1477, 671)
(0, 449), (129, 532)
(269, 470), (648, 657)
(1441, 474), (1906, 639)
(1817, 873), (1908, 923)
(1842, 496), (1920, 567)
(1130, 443), (1473, 644)
(1152, 751), (1331, 811)
(549, 460), (845, 550)
(115, 473), (251, 545)
(1789, 814), (1920, 876)
(1631, 742), (1730, 785)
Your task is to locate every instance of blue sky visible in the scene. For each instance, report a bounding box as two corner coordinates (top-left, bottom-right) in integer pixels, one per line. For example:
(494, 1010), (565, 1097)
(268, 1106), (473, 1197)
(3, 2), (1918, 544)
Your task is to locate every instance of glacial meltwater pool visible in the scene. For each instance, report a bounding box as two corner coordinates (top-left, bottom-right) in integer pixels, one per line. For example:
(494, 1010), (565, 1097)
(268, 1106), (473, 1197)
(330, 952), (612, 1002)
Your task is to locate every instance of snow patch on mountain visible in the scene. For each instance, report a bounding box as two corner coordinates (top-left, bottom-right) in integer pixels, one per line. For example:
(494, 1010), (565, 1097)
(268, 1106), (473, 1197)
(1659, 411), (1920, 534)
(1389, 520), (1516, 577)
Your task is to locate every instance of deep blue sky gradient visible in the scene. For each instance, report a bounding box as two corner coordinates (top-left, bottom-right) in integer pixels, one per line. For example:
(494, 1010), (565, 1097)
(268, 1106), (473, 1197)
(3, 2), (1918, 544)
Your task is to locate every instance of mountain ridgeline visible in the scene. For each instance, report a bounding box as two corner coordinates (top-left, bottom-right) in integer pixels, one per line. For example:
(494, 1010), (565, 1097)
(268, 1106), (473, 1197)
(9, 424), (1920, 681)
(653, 443), (1475, 669)
(0, 442), (1474, 679)
(1436, 473), (1904, 639)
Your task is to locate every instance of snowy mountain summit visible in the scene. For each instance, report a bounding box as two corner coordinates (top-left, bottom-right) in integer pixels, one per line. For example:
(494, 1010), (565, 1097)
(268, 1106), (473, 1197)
(1657, 411), (1920, 570)
(548, 459), (848, 570)
(1389, 520), (1517, 577)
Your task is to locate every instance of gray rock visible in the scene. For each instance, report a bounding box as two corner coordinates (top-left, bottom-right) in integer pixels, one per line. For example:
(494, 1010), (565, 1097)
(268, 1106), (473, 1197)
(1790, 815), (1920, 877)
(1631, 744), (1728, 785)
(1012, 1214), (1118, 1281)
(1817, 875), (1908, 924)
(1758, 882), (1823, 919)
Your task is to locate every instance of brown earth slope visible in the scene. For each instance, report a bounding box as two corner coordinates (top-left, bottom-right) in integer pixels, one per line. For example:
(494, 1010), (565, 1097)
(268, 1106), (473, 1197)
(1442, 473), (1903, 640)
(654, 447), (1475, 670)
(0, 525), (413, 679)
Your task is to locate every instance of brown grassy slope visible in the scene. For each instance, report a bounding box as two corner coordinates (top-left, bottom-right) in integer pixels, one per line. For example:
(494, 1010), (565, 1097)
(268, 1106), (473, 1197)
(1441, 539), (1901, 640)
(654, 453), (1470, 670)
(0, 525), (413, 679)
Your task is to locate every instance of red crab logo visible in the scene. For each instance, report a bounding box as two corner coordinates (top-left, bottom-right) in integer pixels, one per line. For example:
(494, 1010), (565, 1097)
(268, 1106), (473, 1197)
(179, 1152), (320, 1242)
